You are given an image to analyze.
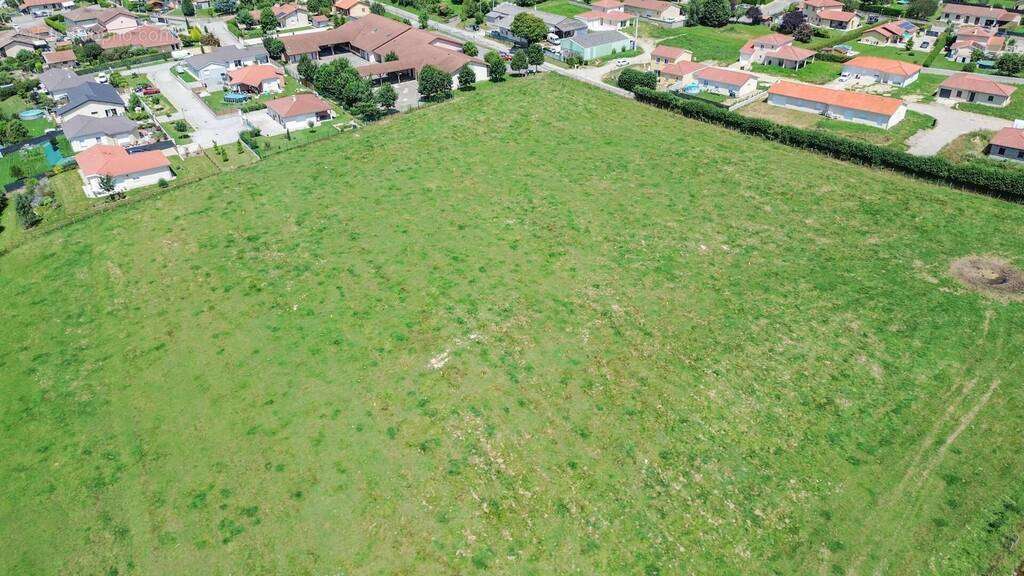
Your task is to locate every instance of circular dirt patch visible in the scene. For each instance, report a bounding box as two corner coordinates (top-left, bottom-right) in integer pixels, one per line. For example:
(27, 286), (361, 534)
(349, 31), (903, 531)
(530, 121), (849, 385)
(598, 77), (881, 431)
(950, 256), (1024, 300)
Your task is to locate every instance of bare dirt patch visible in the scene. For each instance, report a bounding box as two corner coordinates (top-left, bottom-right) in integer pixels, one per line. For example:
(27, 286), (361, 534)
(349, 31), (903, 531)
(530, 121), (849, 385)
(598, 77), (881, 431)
(950, 256), (1024, 300)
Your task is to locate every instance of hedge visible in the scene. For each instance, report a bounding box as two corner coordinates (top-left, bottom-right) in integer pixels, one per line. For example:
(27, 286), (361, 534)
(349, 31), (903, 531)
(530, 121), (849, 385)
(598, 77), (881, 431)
(77, 52), (170, 74)
(922, 28), (950, 67)
(860, 4), (905, 16)
(632, 87), (1024, 200)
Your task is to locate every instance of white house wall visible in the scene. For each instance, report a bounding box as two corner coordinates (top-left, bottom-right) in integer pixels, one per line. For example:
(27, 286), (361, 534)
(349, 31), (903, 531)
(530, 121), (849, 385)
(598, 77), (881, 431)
(82, 166), (174, 197)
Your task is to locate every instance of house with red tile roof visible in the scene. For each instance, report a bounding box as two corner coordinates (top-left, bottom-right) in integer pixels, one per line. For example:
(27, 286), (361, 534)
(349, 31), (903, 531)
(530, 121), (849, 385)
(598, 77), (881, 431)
(76, 144), (173, 197)
(814, 9), (860, 30)
(940, 2), (1020, 29)
(694, 67), (758, 97)
(226, 64), (285, 95)
(658, 61), (706, 85)
(334, 0), (370, 18)
(43, 49), (77, 70)
(578, 6), (637, 31)
(859, 20), (919, 46)
(841, 55), (921, 86)
(767, 81), (907, 128)
(739, 33), (815, 70)
(650, 44), (692, 70)
(97, 25), (181, 52)
(947, 25), (1005, 62)
(989, 127), (1024, 162)
(938, 73), (1016, 107)
(251, 3), (310, 29)
(620, 0), (681, 21)
(266, 93), (335, 131)
(18, 0), (73, 17)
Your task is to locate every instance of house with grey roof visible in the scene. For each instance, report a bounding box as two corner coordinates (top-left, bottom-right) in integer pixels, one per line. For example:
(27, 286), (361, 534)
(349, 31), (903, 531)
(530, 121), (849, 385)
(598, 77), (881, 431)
(56, 82), (125, 123)
(63, 115), (139, 152)
(39, 68), (96, 100)
(560, 30), (634, 60)
(184, 45), (271, 90)
(486, 2), (587, 43)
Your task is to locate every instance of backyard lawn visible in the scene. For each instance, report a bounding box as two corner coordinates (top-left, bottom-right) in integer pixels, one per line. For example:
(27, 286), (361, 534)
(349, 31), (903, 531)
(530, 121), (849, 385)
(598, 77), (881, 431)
(889, 71), (946, 102)
(0, 95), (56, 137)
(203, 76), (306, 115)
(658, 24), (772, 63)
(535, 0), (588, 16)
(739, 101), (935, 150)
(850, 41), (966, 71)
(3, 74), (1024, 576)
(752, 60), (842, 84)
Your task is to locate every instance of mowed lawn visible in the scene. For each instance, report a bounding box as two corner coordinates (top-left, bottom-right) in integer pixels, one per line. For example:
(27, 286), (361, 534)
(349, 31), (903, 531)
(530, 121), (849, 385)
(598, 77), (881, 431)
(3, 75), (1024, 576)
(535, 0), (587, 17)
(659, 24), (772, 62)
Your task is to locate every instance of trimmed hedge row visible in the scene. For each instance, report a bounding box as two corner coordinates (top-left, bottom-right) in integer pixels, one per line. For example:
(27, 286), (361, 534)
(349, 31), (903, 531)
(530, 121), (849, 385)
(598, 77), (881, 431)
(861, 3), (906, 16)
(632, 87), (1024, 199)
(77, 52), (170, 75)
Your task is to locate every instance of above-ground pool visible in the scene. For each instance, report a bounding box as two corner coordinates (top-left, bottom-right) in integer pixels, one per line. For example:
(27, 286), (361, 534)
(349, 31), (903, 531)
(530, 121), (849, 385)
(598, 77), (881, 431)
(223, 92), (250, 103)
(682, 82), (700, 95)
(19, 109), (44, 120)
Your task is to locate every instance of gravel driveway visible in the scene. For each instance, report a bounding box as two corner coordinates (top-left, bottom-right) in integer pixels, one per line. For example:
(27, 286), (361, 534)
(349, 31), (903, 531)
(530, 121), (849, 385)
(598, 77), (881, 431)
(904, 101), (1012, 156)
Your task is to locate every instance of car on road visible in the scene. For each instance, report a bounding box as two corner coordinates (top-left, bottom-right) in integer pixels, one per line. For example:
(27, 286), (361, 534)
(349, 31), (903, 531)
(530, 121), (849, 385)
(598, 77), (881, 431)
(614, 59), (629, 68)
(95, 73), (109, 83)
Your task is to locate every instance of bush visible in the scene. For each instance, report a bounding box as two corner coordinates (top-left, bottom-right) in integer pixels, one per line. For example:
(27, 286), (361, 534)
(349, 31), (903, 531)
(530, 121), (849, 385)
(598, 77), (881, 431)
(240, 100), (266, 112)
(15, 192), (40, 229)
(632, 87), (1024, 199)
(617, 68), (657, 93)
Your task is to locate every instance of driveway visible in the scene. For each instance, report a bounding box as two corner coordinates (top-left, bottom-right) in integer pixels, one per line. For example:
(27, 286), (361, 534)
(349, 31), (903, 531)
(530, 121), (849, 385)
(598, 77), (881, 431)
(243, 110), (286, 136)
(904, 101), (1012, 156)
(144, 63), (246, 148)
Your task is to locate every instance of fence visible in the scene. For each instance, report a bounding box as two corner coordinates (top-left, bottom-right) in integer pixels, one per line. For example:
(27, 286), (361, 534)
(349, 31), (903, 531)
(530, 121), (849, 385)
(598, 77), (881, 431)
(77, 53), (172, 75)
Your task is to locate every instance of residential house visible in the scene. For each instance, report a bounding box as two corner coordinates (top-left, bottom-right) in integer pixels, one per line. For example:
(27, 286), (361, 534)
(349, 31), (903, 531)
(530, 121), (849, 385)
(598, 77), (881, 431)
(97, 25), (181, 52)
(63, 115), (138, 152)
(281, 15), (487, 86)
(578, 9), (636, 31)
(739, 33), (815, 69)
(17, 20), (63, 43)
(63, 6), (140, 37)
(938, 73), (1015, 106)
(842, 55), (921, 86)
(39, 68), (94, 99)
(989, 127), (1024, 162)
(334, 0), (370, 18)
(486, 2), (587, 43)
(650, 44), (691, 70)
(18, 0), (74, 17)
(43, 49), (77, 69)
(859, 20), (918, 45)
(801, 0), (843, 19)
(76, 144), (173, 197)
(560, 30), (635, 60)
(815, 9), (860, 30)
(311, 14), (330, 28)
(659, 60), (706, 87)
(251, 3), (310, 29)
(767, 80), (907, 128)
(265, 93), (334, 131)
(947, 26), (1004, 62)
(226, 64), (285, 95)
(0, 30), (49, 57)
(694, 67), (758, 97)
(184, 45), (270, 90)
(56, 81), (125, 123)
(620, 0), (681, 22)
(940, 3), (1020, 28)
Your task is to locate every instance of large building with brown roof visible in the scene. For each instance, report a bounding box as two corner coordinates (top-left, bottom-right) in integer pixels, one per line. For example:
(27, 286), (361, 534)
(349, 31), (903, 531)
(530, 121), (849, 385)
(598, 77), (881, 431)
(940, 2), (1020, 28)
(767, 81), (907, 128)
(281, 14), (486, 84)
(97, 25), (180, 52)
(841, 55), (921, 87)
(938, 73), (1016, 107)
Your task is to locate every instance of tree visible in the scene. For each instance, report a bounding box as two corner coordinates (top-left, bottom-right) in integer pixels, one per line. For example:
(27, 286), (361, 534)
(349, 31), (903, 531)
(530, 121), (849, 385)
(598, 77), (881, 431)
(699, 0), (730, 27)
(616, 68), (656, 92)
(214, 0), (237, 13)
(686, 0), (702, 26)
(778, 9), (806, 34)
(9, 163), (22, 180)
(484, 50), (506, 81)
(840, 0), (859, 10)
(263, 36), (285, 59)
(4, 119), (28, 144)
(793, 22), (812, 43)
(510, 49), (528, 74)
(970, 48), (984, 63)
(297, 54), (318, 83)
(78, 41), (103, 62)
(418, 64), (453, 101)
(526, 43), (543, 71)
(462, 41), (478, 57)
(99, 174), (116, 196)
(418, 11), (429, 29)
(307, 0), (331, 14)
(463, 0), (480, 22)
(14, 191), (39, 228)
(235, 9), (255, 27)
(996, 53), (1024, 75)
(181, 0), (195, 16)
(375, 82), (397, 109)
(457, 65), (476, 90)
(904, 0), (938, 19)
(260, 7), (278, 32)
(510, 12), (548, 44)
(745, 5), (763, 23)
(904, 36), (914, 51)
(370, 1), (385, 15)
(352, 98), (382, 120)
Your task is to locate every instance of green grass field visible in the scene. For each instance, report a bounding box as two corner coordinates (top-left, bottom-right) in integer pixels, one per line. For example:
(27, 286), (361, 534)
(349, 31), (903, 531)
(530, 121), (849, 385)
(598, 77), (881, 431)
(752, 60), (842, 84)
(535, 0), (587, 17)
(2, 74), (1024, 575)
(659, 24), (772, 63)
(889, 71), (946, 102)
(739, 102), (935, 150)
(851, 42), (965, 71)
(959, 90), (1024, 120)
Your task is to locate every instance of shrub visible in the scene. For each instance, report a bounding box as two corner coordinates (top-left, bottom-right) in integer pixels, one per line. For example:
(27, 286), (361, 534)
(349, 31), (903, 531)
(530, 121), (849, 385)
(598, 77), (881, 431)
(632, 87), (1024, 199)
(240, 100), (266, 112)
(158, 178), (169, 188)
(14, 192), (40, 229)
(617, 68), (657, 93)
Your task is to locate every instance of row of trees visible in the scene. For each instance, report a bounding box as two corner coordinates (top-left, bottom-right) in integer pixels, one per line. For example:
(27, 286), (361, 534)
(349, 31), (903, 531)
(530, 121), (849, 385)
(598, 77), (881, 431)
(299, 57), (398, 120)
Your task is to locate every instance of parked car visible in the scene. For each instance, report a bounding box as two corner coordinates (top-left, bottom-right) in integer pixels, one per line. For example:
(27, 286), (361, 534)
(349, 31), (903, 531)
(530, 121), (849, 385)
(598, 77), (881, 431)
(500, 51), (513, 61)
(142, 87), (161, 95)
(546, 32), (560, 45)
(95, 73), (109, 83)
(614, 59), (629, 68)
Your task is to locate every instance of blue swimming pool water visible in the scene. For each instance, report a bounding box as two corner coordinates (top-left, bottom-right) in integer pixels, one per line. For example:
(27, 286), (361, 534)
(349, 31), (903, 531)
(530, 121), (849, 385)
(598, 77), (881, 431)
(224, 92), (250, 102)
(19, 109), (44, 120)
(42, 140), (64, 166)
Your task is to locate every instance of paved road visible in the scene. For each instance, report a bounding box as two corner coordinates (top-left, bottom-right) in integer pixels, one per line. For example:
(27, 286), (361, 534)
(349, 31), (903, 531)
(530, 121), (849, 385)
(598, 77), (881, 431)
(141, 61), (246, 148)
(202, 19), (241, 48)
(905, 101), (1012, 156)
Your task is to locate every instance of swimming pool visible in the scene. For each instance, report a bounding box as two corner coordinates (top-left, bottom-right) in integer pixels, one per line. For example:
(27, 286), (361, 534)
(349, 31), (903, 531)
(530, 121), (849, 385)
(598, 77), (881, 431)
(19, 109), (44, 120)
